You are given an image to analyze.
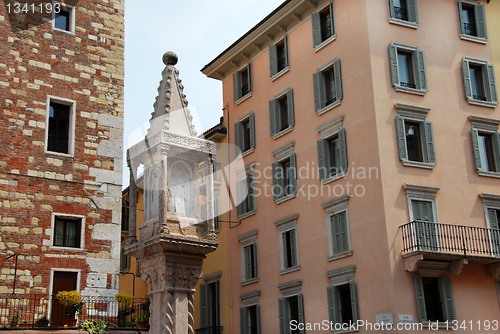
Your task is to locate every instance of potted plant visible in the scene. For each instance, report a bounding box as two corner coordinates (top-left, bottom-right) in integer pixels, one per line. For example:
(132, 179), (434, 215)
(137, 313), (149, 328)
(79, 318), (107, 334)
(56, 290), (83, 327)
(35, 315), (50, 327)
(9, 313), (19, 327)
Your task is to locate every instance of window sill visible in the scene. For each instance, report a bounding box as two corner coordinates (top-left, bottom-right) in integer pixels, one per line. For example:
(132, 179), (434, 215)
(314, 34), (337, 53)
(238, 209), (256, 221)
(317, 99), (342, 116)
(241, 277), (259, 286)
(50, 246), (84, 252)
(52, 27), (76, 36)
(328, 251), (353, 262)
(478, 170), (500, 179)
(275, 192), (297, 205)
(45, 150), (74, 158)
(322, 172), (346, 185)
(280, 265), (300, 275)
(395, 86), (426, 96)
(402, 160), (435, 169)
(271, 66), (290, 82)
(460, 34), (487, 45)
(388, 17), (418, 29)
(273, 126), (293, 140)
(467, 98), (497, 108)
(239, 147), (255, 159)
(235, 92), (253, 106)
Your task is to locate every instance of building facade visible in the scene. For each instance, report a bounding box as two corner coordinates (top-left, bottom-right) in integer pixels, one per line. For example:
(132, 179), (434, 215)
(0, 0), (124, 324)
(202, 0), (500, 333)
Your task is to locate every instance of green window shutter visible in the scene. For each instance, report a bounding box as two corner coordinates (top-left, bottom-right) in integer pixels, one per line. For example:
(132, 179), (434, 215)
(313, 71), (323, 112)
(327, 286), (338, 325)
(338, 128), (348, 173)
(412, 200), (434, 222)
(236, 179), (245, 216)
(269, 44), (278, 77)
(272, 162), (282, 201)
(200, 284), (209, 328)
(240, 307), (247, 334)
(282, 232), (288, 268)
(247, 175), (255, 211)
(462, 58), (472, 100)
(408, 0), (418, 23)
(311, 12), (321, 47)
(253, 243), (258, 278)
(438, 277), (456, 322)
(413, 275), (427, 322)
(287, 89), (295, 127)
(244, 246), (252, 280)
(487, 64), (498, 104)
(416, 50), (428, 91)
(256, 304), (261, 334)
(269, 99), (278, 136)
(475, 3), (487, 39)
(247, 63), (252, 93)
(233, 72), (241, 102)
(278, 298), (286, 334)
(249, 113), (256, 149)
(329, 1), (335, 35)
(290, 229), (297, 267)
(340, 211), (349, 252)
(457, 1), (465, 35)
(412, 200), (437, 251)
(284, 35), (289, 68)
(471, 128), (483, 171)
(333, 58), (343, 101)
(349, 280), (358, 323)
(290, 153), (298, 193)
(389, 0), (395, 18)
(422, 121), (436, 164)
(493, 133), (500, 172)
(488, 209), (500, 256)
(396, 116), (408, 161)
(297, 294), (305, 334)
(389, 44), (400, 87)
(489, 209), (500, 230)
(317, 139), (329, 181)
(331, 214), (341, 254)
(234, 121), (243, 155)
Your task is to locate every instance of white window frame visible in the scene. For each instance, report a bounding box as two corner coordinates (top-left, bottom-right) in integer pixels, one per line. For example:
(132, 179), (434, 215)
(388, 0), (419, 29)
(457, 0), (488, 44)
(237, 230), (259, 286)
(50, 212), (85, 251)
(317, 115), (347, 184)
(389, 42), (427, 96)
(52, 1), (76, 35)
(235, 163), (257, 220)
(469, 116), (500, 178)
(45, 95), (76, 157)
(275, 214), (300, 275)
(462, 57), (498, 108)
(322, 195), (352, 261)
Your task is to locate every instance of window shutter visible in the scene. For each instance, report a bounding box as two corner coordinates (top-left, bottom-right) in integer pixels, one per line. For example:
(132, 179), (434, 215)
(327, 286), (338, 325)
(329, 1), (335, 35)
(413, 275), (427, 322)
(487, 64), (498, 104)
(282, 232), (288, 268)
(297, 294), (305, 334)
(272, 162), (282, 201)
(462, 58), (472, 100)
(200, 284), (209, 328)
(340, 212), (349, 252)
(311, 12), (321, 47)
(493, 133), (500, 171)
(488, 209), (500, 256)
(269, 99), (278, 136)
(269, 44), (278, 77)
(389, 0), (395, 18)
(457, 1), (465, 35)
(290, 153), (298, 193)
(278, 298), (286, 334)
(247, 63), (252, 93)
(332, 214), (341, 254)
(489, 209), (500, 230)
(290, 229), (297, 267)
(333, 58), (343, 101)
(416, 50), (428, 91)
(240, 307), (247, 334)
(249, 113), (256, 149)
(471, 128), (483, 171)
(338, 128), (348, 173)
(234, 121), (242, 155)
(349, 280), (358, 323)
(284, 35), (289, 68)
(287, 89), (295, 127)
(247, 175), (255, 211)
(389, 44), (400, 87)
(474, 3), (487, 39)
(422, 121), (436, 164)
(233, 72), (241, 102)
(256, 304), (261, 334)
(253, 243), (258, 278)
(313, 71), (323, 112)
(317, 139), (329, 181)
(236, 179), (245, 216)
(438, 277), (456, 322)
(245, 246), (252, 280)
(407, 0), (418, 23)
(396, 116), (408, 161)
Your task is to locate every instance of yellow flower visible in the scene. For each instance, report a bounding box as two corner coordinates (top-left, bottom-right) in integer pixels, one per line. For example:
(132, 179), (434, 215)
(56, 290), (82, 306)
(64, 325), (68, 328)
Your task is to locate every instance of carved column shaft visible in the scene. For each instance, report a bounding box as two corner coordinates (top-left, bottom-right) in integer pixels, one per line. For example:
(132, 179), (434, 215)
(206, 158), (215, 233)
(128, 160), (138, 242)
(159, 145), (169, 232)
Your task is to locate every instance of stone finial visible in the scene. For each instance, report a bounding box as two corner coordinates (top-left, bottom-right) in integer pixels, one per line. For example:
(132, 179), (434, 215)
(163, 51), (178, 66)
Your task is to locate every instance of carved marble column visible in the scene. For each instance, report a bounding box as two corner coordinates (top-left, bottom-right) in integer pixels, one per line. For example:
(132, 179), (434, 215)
(158, 144), (170, 234)
(127, 154), (138, 244)
(205, 157), (215, 234)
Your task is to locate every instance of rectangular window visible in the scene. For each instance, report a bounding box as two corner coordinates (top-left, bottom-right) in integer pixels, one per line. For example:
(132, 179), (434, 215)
(389, 43), (427, 94)
(393, 0), (408, 20)
(242, 119), (251, 152)
(327, 280), (358, 328)
(269, 37), (289, 77)
(414, 275), (456, 323)
(487, 208), (500, 256)
(53, 216), (82, 248)
(317, 128), (348, 181)
(120, 248), (130, 272)
(458, 1), (487, 39)
(396, 116), (436, 166)
(311, 2), (335, 47)
(234, 113), (256, 155)
(121, 200), (129, 232)
(52, 2), (75, 34)
(470, 65), (486, 101)
(243, 243), (258, 281)
(214, 198), (220, 230)
(269, 89), (294, 137)
(240, 304), (260, 334)
(48, 102), (70, 154)
(471, 128), (500, 173)
(199, 281), (221, 330)
(233, 64), (252, 102)
(281, 228), (298, 270)
(272, 153), (298, 202)
(389, 0), (418, 24)
(411, 199), (439, 251)
(462, 58), (498, 106)
(330, 211), (350, 255)
(236, 174), (255, 217)
(279, 295), (305, 334)
(313, 58), (342, 113)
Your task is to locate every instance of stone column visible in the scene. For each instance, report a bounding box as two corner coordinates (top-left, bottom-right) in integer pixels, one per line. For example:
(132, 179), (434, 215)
(127, 154), (138, 244)
(205, 157), (215, 234)
(158, 144), (170, 233)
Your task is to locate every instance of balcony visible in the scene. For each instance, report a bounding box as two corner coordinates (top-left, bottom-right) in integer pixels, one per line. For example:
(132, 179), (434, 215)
(199, 162), (221, 192)
(195, 326), (223, 334)
(400, 221), (500, 276)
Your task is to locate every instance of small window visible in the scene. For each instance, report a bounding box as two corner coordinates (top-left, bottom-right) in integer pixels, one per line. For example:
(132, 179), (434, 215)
(52, 2), (75, 34)
(199, 280), (221, 330)
(330, 211), (350, 255)
(414, 275), (456, 323)
(236, 173), (255, 217)
(243, 243), (258, 281)
(282, 228), (298, 270)
(389, 43), (427, 94)
(233, 64), (252, 102)
(269, 37), (289, 77)
(234, 113), (256, 156)
(53, 216), (82, 248)
(121, 200), (129, 232)
(326, 266), (358, 329)
(396, 117), (436, 166)
(45, 97), (75, 156)
(311, 2), (335, 48)
(472, 129), (500, 174)
(317, 129), (347, 181)
(389, 0), (418, 25)
(269, 89), (294, 137)
(462, 58), (498, 107)
(458, 1), (487, 41)
(272, 153), (298, 202)
(278, 294), (305, 334)
(120, 248), (130, 272)
(313, 58), (342, 114)
(240, 304), (260, 334)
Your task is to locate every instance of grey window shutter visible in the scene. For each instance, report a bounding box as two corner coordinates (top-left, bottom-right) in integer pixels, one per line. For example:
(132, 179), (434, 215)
(487, 64), (498, 104)
(331, 214), (341, 254)
(282, 232), (288, 268)
(338, 128), (348, 173)
(247, 63), (252, 93)
(413, 200), (437, 251)
(245, 246), (252, 279)
(471, 128), (483, 171)
(272, 162), (282, 201)
(290, 153), (298, 193)
(236, 179), (245, 216)
(284, 35), (289, 68)
(249, 113), (256, 149)
(327, 286), (338, 325)
(389, 0), (395, 18)
(475, 3), (487, 39)
(269, 44), (278, 77)
(278, 298), (286, 334)
(200, 284), (209, 328)
(287, 89), (295, 127)
(290, 229), (297, 267)
(462, 58), (472, 100)
(396, 116), (408, 161)
(457, 1), (465, 35)
(297, 294), (305, 334)
(408, 0), (418, 23)
(488, 209), (500, 256)
(253, 243), (258, 277)
(313, 71), (323, 111)
(317, 139), (329, 181)
(349, 280), (358, 323)
(489, 209), (500, 230)
(329, 1), (335, 35)
(333, 58), (343, 101)
(416, 50), (428, 91)
(311, 12), (321, 47)
(247, 175), (255, 211)
(340, 212), (349, 252)
(240, 307), (247, 334)
(413, 275), (427, 322)
(256, 304), (261, 334)
(493, 132), (500, 171)
(269, 99), (278, 136)
(422, 121), (436, 164)
(389, 44), (400, 87)
(438, 277), (456, 322)
(235, 121), (243, 155)
(233, 72), (241, 102)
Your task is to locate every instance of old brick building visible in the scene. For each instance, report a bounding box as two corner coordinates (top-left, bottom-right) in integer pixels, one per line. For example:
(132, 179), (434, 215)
(0, 0), (124, 323)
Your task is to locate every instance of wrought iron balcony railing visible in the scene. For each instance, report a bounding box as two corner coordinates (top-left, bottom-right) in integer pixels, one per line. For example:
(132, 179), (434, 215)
(400, 221), (500, 258)
(464, 22), (476, 36)
(473, 94), (487, 101)
(321, 25), (333, 41)
(400, 81), (416, 89)
(195, 326), (223, 334)
(199, 162), (221, 185)
(325, 97), (337, 107)
(241, 84), (250, 96)
(394, 6), (408, 21)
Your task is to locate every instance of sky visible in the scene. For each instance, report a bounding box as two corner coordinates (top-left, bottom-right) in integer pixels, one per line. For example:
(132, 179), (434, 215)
(122, 0), (284, 187)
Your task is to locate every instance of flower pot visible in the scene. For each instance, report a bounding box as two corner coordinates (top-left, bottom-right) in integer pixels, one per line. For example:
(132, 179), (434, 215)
(19, 323), (33, 328)
(139, 321), (148, 328)
(66, 318), (77, 327)
(9, 321), (18, 327)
